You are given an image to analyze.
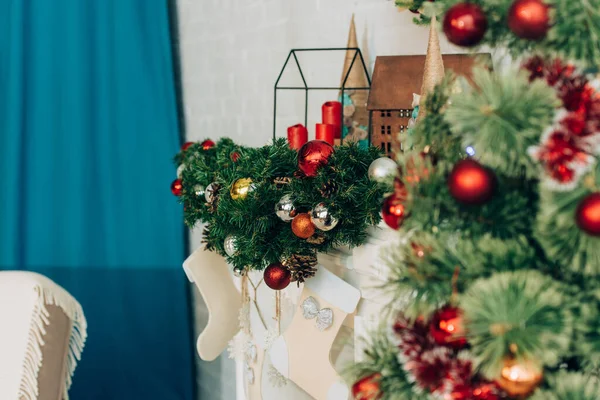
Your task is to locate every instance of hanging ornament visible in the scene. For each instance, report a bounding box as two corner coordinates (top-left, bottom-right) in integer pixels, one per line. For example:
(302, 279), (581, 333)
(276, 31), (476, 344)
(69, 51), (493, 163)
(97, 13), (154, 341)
(351, 373), (382, 400)
(224, 235), (237, 257)
(264, 263), (291, 290)
(576, 193), (600, 236)
(310, 203), (339, 232)
(171, 179), (183, 196)
(382, 193), (406, 230)
(291, 213), (316, 239)
(181, 141), (194, 151)
(298, 140), (334, 177)
(275, 194), (297, 222)
(508, 0), (550, 40)
(496, 358), (542, 396)
(368, 157), (398, 183)
(201, 139), (215, 150)
(429, 305), (467, 349)
(230, 151), (240, 162)
(443, 3), (488, 47)
(448, 159), (495, 205)
(230, 178), (254, 200)
(205, 182), (220, 203)
(193, 184), (205, 198)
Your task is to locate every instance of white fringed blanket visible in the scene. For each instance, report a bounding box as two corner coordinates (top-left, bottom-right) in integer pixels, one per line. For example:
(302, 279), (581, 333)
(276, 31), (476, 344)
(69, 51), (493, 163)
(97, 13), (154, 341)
(0, 272), (87, 400)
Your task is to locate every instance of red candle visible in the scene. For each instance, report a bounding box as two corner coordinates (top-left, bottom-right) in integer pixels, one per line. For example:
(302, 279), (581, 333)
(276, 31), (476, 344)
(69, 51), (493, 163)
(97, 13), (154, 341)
(287, 124), (308, 150)
(315, 123), (335, 145)
(322, 101), (342, 138)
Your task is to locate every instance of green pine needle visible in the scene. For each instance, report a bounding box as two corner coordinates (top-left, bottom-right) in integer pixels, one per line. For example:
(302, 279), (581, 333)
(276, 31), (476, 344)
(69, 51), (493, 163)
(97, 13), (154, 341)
(461, 270), (572, 379)
(531, 371), (600, 400)
(445, 67), (559, 178)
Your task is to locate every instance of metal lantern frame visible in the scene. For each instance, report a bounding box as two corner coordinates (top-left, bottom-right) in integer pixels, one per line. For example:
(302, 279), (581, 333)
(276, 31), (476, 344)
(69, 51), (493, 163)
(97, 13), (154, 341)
(272, 48), (372, 144)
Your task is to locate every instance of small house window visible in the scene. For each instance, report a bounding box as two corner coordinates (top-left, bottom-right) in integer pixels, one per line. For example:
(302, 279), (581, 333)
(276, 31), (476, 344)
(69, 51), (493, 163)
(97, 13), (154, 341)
(386, 126), (391, 135)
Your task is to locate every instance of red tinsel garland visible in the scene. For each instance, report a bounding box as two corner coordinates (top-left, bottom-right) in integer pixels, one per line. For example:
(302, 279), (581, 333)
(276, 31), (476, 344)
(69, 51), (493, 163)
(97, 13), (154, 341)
(523, 57), (600, 188)
(392, 313), (502, 399)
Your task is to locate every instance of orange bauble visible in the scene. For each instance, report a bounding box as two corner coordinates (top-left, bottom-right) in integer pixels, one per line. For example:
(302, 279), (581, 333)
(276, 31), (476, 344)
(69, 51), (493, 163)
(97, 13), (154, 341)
(291, 213), (316, 239)
(495, 358), (543, 396)
(351, 373), (382, 400)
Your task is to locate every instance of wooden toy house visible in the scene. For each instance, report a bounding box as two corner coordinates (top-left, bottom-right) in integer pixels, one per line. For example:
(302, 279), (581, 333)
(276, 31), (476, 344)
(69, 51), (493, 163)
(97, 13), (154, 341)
(367, 54), (488, 158)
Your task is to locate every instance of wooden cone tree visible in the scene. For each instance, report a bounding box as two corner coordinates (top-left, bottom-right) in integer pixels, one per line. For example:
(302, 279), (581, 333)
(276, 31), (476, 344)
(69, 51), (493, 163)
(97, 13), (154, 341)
(340, 14), (370, 143)
(417, 15), (445, 123)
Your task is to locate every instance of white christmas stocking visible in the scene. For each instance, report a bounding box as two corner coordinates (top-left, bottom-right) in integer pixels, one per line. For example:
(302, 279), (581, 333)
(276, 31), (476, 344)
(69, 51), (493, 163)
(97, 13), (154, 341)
(269, 267), (361, 400)
(183, 247), (242, 361)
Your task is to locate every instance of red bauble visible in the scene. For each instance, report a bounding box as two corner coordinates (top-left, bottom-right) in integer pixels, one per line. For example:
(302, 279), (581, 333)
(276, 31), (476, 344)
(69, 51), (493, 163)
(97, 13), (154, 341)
(443, 3), (488, 47)
(171, 179), (183, 196)
(264, 263), (291, 290)
(181, 141), (194, 151)
(351, 373), (382, 400)
(382, 193), (406, 230)
(576, 193), (600, 236)
(298, 140), (334, 177)
(508, 0), (550, 41)
(448, 159), (495, 205)
(429, 305), (467, 349)
(230, 151), (240, 162)
(201, 139), (216, 150)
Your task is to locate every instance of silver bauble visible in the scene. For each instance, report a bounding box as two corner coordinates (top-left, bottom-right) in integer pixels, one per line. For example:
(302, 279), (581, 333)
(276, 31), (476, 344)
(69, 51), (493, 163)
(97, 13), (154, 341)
(193, 184), (205, 198)
(368, 157), (398, 183)
(310, 203), (339, 231)
(205, 182), (218, 203)
(233, 268), (246, 278)
(275, 194), (296, 222)
(224, 235), (237, 257)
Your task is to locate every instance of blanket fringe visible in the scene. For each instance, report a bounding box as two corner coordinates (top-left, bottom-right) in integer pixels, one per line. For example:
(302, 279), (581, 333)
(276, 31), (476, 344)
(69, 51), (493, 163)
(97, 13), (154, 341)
(17, 282), (87, 400)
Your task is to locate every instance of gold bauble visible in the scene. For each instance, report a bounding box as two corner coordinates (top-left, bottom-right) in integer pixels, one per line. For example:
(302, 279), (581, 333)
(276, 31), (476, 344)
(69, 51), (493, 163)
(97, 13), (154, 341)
(496, 358), (543, 397)
(230, 178), (254, 200)
(291, 213), (316, 239)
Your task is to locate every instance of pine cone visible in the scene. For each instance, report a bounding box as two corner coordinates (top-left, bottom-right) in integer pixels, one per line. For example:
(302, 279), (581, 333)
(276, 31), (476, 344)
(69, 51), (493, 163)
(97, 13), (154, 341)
(319, 180), (338, 198)
(285, 253), (318, 286)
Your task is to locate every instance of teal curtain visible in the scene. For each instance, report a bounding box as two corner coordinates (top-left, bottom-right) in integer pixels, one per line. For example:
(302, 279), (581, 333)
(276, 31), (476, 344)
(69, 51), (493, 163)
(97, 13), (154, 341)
(0, 1), (194, 399)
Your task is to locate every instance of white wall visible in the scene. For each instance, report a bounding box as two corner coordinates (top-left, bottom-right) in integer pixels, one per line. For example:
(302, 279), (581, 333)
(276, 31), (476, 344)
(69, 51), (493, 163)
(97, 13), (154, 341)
(175, 1), (476, 399)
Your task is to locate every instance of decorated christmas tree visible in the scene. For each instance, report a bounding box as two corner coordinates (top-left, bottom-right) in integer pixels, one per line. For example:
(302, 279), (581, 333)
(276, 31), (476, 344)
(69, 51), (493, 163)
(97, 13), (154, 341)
(350, 1), (600, 399)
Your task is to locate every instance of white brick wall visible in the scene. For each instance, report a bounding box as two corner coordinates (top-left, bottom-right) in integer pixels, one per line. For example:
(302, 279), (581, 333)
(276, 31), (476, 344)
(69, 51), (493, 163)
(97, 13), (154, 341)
(176, 1), (480, 399)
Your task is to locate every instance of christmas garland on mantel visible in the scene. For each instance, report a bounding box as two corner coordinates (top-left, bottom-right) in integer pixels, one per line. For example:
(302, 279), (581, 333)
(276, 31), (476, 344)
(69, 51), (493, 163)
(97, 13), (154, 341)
(172, 138), (393, 287)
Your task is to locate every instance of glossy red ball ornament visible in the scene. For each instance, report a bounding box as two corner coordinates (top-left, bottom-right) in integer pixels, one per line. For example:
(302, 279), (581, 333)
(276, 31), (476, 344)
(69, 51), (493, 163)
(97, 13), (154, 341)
(351, 373), (382, 400)
(264, 263), (291, 290)
(201, 139), (216, 150)
(171, 179), (183, 196)
(576, 193), (600, 236)
(443, 3), (488, 47)
(382, 193), (406, 230)
(429, 305), (467, 349)
(181, 141), (194, 151)
(448, 159), (495, 205)
(298, 140), (334, 177)
(508, 0), (550, 40)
